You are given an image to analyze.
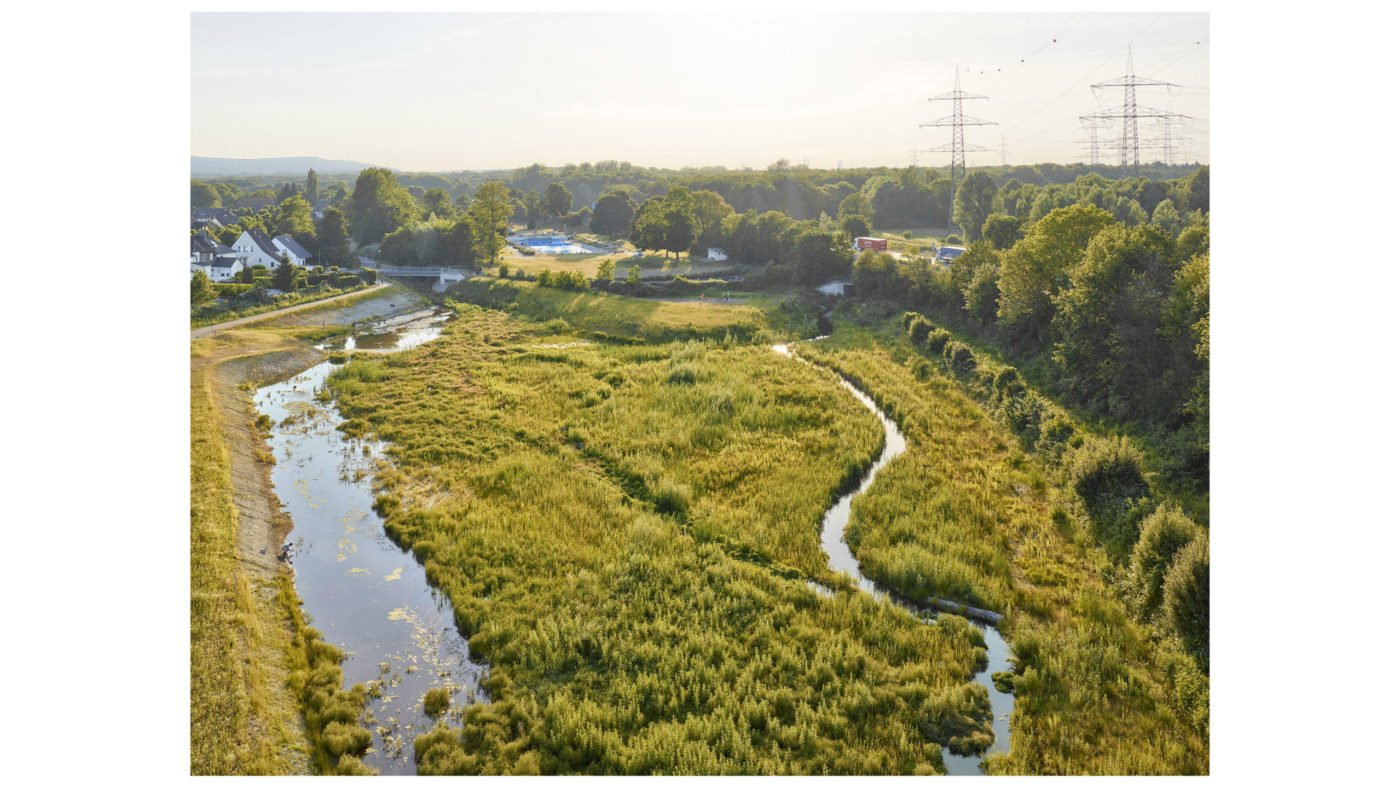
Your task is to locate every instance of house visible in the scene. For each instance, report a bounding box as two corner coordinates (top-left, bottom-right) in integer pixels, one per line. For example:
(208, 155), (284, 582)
(273, 235), (313, 266)
(934, 245), (967, 264)
(234, 196), (276, 211)
(311, 199), (332, 219)
(230, 227), (292, 269)
(190, 231), (244, 282)
(706, 247), (728, 262)
(816, 279), (852, 297)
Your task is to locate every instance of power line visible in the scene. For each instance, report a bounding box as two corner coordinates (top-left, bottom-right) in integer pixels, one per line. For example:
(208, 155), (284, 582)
(1080, 47), (1189, 171)
(919, 66), (996, 234)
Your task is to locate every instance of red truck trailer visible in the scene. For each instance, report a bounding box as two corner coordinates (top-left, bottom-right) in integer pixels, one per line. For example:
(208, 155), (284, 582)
(855, 237), (888, 251)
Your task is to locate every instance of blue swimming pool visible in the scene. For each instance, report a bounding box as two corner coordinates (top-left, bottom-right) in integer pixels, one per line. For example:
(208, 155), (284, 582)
(509, 235), (602, 255)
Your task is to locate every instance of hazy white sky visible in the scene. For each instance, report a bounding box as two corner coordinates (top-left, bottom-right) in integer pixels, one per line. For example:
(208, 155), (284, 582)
(191, 11), (1208, 172)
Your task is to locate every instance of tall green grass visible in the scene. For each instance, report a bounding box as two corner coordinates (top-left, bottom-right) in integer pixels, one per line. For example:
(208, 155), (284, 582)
(325, 304), (992, 774)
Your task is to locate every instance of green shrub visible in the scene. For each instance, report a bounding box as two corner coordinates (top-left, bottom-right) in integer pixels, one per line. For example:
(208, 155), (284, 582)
(1130, 503), (1200, 618)
(907, 315), (933, 346)
(1164, 537), (1210, 670)
(944, 341), (976, 374)
(322, 720), (372, 758)
(1034, 415), (1076, 461)
(994, 367), (1027, 400)
(925, 328), (952, 355)
(1065, 436), (1153, 560)
(901, 311), (922, 330)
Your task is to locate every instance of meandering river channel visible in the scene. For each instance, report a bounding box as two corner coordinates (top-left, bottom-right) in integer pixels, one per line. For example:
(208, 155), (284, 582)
(252, 310), (1011, 775)
(775, 342), (1014, 775)
(255, 308), (485, 775)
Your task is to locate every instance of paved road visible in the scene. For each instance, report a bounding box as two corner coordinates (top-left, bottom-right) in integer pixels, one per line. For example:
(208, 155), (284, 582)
(190, 283), (389, 340)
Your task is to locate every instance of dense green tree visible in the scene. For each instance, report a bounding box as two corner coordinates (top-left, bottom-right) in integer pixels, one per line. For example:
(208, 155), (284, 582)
(422, 188), (456, 220)
(953, 171), (998, 240)
(191, 181), (221, 209)
(1051, 223), (1177, 418)
(963, 261), (1001, 328)
(306, 168), (319, 205)
(521, 190), (543, 229)
(980, 213), (1023, 250)
(469, 181), (513, 264)
(440, 216), (478, 268)
(788, 227), (852, 285)
(272, 254), (301, 291)
(275, 194), (315, 243)
(543, 182), (574, 221)
(841, 214), (871, 240)
(317, 207), (352, 268)
(690, 190), (734, 243)
(591, 189), (637, 238)
(1151, 198), (1181, 235)
(660, 186), (696, 259)
(1184, 165), (1209, 214)
(347, 168), (418, 245)
(996, 204), (1115, 350)
(630, 196), (666, 254)
(837, 192), (874, 222)
(276, 182), (299, 202)
(190, 270), (215, 304)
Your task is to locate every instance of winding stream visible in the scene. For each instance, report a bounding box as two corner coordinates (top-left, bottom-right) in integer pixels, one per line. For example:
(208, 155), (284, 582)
(252, 310), (1010, 775)
(254, 308), (486, 775)
(774, 342), (1014, 775)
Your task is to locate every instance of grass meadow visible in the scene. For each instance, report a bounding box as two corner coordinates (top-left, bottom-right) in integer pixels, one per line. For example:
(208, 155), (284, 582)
(326, 304), (997, 774)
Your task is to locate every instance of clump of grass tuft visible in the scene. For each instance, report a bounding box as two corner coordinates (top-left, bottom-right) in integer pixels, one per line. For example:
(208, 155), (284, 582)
(423, 686), (452, 717)
(653, 477), (692, 515)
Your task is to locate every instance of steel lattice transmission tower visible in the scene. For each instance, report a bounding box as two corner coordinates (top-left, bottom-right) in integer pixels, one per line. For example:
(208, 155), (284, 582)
(1082, 49), (1187, 171)
(920, 67), (996, 234)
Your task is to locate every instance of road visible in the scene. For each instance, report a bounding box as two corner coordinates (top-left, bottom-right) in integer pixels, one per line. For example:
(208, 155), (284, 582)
(190, 283), (389, 340)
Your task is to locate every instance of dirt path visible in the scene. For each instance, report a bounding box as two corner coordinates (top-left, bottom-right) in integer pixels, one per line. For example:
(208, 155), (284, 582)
(191, 283), (389, 340)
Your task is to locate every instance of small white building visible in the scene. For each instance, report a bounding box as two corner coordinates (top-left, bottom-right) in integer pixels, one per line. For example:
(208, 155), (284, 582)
(816, 279), (852, 297)
(706, 247), (728, 262)
(274, 235), (313, 266)
(191, 231), (244, 282)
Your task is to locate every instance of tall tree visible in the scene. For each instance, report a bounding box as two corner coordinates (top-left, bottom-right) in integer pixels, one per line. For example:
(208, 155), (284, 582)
(690, 190), (733, 242)
(590, 189), (637, 238)
(422, 188), (456, 220)
(317, 206), (352, 267)
(272, 254), (301, 291)
(275, 194), (315, 243)
(660, 186), (696, 259)
(543, 182), (574, 221)
(306, 168), (319, 205)
(629, 196), (666, 254)
(190, 270), (215, 304)
(996, 204), (1115, 350)
(1051, 223), (1177, 418)
(440, 216), (478, 268)
(191, 181), (221, 209)
(468, 181), (512, 265)
(347, 168), (417, 246)
(953, 170), (998, 240)
(521, 190), (543, 229)
(981, 213), (1024, 250)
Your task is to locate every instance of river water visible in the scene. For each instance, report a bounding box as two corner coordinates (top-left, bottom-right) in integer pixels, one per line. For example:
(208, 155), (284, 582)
(251, 312), (1009, 775)
(254, 308), (486, 775)
(774, 343), (1014, 775)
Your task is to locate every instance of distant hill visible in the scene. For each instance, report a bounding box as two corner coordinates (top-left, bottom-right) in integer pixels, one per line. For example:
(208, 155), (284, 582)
(191, 156), (393, 176)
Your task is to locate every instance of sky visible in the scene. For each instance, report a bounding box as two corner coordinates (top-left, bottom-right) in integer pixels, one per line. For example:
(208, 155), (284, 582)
(191, 11), (1208, 172)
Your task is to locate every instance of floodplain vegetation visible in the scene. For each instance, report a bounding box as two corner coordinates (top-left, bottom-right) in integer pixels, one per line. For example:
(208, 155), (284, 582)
(796, 309), (1209, 773)
(302, 276), (1207, 774)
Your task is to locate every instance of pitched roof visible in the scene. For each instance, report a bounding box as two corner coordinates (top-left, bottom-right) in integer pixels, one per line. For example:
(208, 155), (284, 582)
(274, 234), (312, 261)
(192, 230), (236, 256)
(235, 197), (275, 210)
(245, 227), (285, 260)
